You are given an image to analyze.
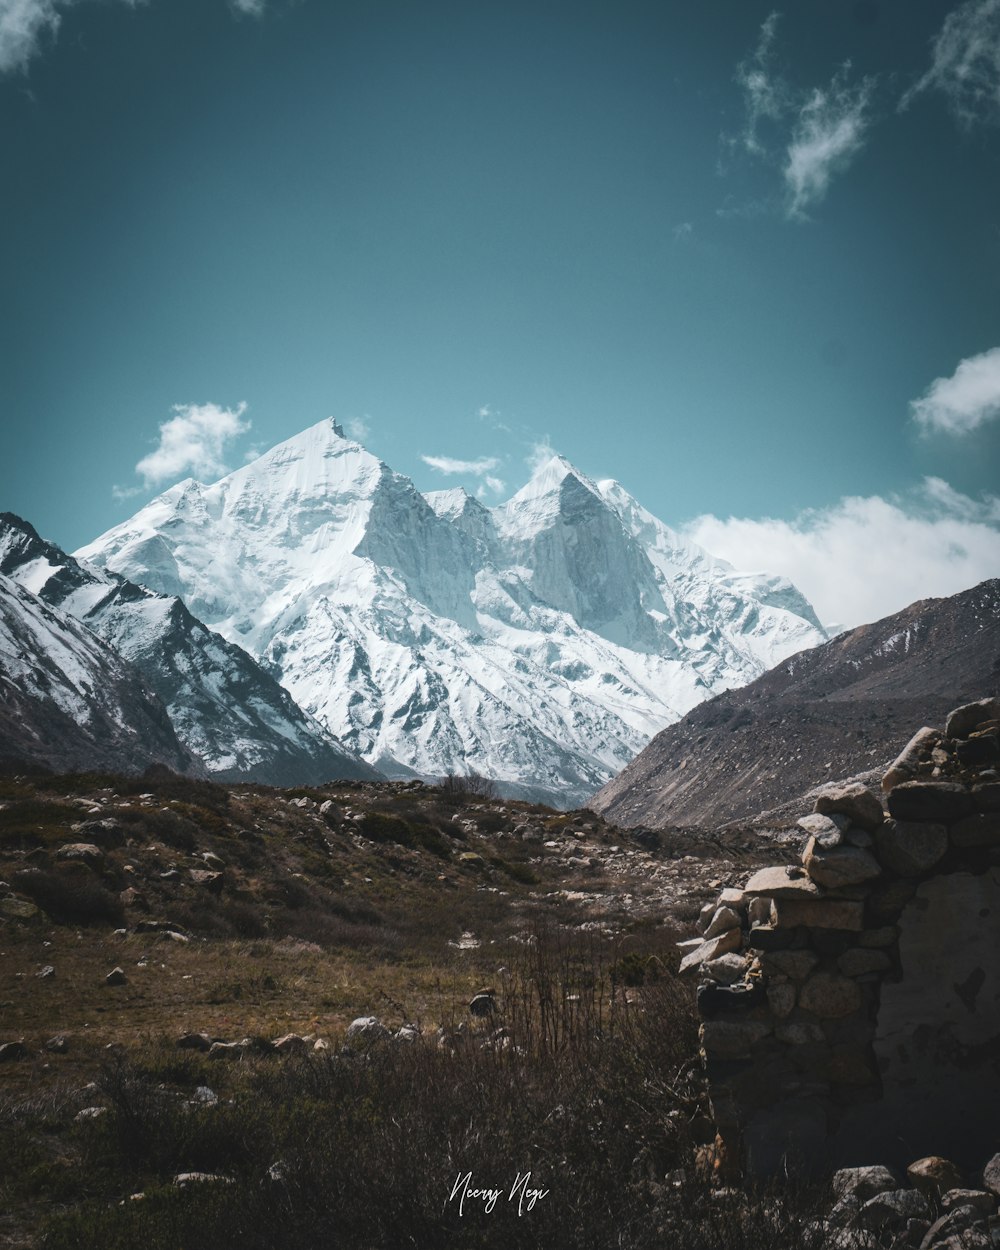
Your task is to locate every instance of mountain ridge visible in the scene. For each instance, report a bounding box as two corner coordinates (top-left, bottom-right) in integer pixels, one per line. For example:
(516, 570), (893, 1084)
(74, 417), (828, 805)
(590, 577), (1000, 829)
(0, 512), (378, 785)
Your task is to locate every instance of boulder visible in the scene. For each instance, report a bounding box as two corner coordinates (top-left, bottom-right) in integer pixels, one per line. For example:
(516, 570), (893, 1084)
(704, 953), (749, 984)
(918, 1206), (991, 1249)
(803, 844), (881, 890)
(703, 906), (743, 939)
(699, 1019), (771, 1059)
(981, 1153), (1000, 1198)
(832, 1165), (901, 1202)
(857, 1188), (929, 1232)
(876, 819), (949, 877)
(883, 728), (943, 792)
(949, 812), (1000, 848)
(679, 927), (742, 972)
(797, 812), (847, 847)
(0, 898), (38, 920)
(760, 950), (819, 979)
(946, 699), (1000, 741)
(940, 1190), (994, 1214)
(837, 948), (891, 977)
(105, 967), (128, 987)
(973, 783), (1000, 813)
(815, 782), (885, 832)
(907, 1157), (965, 1199)
(886, 782), (975, 824)
(798, 973), (862, 1018)
(0, 1040), (28, 1062)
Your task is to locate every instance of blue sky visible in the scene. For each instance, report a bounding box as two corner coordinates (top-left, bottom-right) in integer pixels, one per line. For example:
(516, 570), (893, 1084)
(1, 0), (998, 626)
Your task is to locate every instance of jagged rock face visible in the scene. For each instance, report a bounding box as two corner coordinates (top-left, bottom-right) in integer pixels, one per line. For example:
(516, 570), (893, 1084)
(74, 418), (826, 807)
(0, 571), (199, 776)
(0, 513), (377, 786)
(591, 579), (1000, 829)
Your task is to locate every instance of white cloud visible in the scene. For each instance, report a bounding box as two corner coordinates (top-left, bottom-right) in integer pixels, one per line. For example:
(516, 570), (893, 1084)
(346, 415), (371, 443)
(901, 0), (1000, 126)
(784, 69), (875, 219)
(230, 0), (265, 15)
(733, 10), (784, 157)
(135, 401), (250, 488)
(910, 346), (1000, 436)
(671, 221), (693, 243)
(0, 0), (63, 73)
(683, 479), (1000, 629)
(526, 438), (556, 474)
(421, 454), (501, 476)
(726, 16), (875, 220)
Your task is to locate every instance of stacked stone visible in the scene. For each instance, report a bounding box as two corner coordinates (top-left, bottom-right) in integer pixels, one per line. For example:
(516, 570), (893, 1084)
(685, 696), (1000, 1174)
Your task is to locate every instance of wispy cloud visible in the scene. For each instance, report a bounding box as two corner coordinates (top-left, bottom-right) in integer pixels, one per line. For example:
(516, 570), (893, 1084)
(726, 14), (876, 220)
(901, 0), (1000, 126)
(671, 221), (694, 243)
(345, 415), (371, 443)
(733, 10), (785, 157)
(684, 478), (1000, 629)
(134, 401), (251, 488)
(0, 0), (264, 75)
(526, 438), (556, 474)
(911, 346), (1000, 436)
(784, 70), (875, 219)
(421, 454), (501, 476)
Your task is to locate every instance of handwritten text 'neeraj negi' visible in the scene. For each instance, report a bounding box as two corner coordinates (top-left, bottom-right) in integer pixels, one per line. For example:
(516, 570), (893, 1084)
(448, 1172), (549, 1217)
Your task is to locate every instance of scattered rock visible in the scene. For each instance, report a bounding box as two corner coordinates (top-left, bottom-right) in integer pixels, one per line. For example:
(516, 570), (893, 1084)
(0, 898), (38, 920)
(345, 1016), (390, 1043)
(0, 1040), (28, 1062)
(177, 1032), (213, 1051)
(173, 1172), (233, 1186)
(105, 967), (128, 987)
(272, 1033), (308, 1055)
(55, 843), (104, 866)
(35, 964), (55, 979)
(469, 990), (497, 1017)
(74, 1106), (107, 1122)
(45, 1035), (68, 1054)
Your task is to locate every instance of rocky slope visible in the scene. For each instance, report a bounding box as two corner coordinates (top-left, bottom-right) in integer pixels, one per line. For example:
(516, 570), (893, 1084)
(0, 513), (378, 785)
(74, 419), (826, 806)
(590, 579), (1000, 829)
(0, 571), (199, 776)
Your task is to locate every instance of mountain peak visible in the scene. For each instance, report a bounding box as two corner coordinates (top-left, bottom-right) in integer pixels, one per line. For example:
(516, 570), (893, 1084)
(506, 453), (599, 507)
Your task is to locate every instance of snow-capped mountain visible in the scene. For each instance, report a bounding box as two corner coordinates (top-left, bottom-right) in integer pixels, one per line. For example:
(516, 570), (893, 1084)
(0, 571), (200, 776)
(0, 513), (378, 785)
(76, 419), (826, 806)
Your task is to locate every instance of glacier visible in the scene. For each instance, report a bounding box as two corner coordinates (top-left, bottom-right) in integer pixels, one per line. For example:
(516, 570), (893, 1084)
(75, 419), (826, 806)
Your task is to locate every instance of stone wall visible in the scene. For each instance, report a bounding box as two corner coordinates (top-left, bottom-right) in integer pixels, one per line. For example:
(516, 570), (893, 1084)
(684, 697), (1000, 1175)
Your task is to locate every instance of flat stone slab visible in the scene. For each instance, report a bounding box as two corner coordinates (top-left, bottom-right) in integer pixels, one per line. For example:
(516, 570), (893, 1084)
(886, 782), (975, 824)
(744, 867), (822, 899)
(679, 926), (741, 973)
(773, 898), (864, 931)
